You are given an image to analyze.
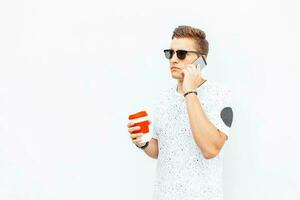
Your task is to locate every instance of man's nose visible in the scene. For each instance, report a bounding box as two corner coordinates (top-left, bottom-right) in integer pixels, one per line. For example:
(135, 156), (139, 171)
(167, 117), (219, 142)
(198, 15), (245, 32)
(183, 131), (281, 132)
(170, 52), (179, 63)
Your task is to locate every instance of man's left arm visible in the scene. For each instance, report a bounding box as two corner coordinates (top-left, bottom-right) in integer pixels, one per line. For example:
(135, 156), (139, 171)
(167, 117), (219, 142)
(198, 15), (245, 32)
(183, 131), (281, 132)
(185, 94), (228, 159)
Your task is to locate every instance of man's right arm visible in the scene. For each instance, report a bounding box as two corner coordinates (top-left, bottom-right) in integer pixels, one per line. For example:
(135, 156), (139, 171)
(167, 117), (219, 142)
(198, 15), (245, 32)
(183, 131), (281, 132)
(128, 121), (159, 159)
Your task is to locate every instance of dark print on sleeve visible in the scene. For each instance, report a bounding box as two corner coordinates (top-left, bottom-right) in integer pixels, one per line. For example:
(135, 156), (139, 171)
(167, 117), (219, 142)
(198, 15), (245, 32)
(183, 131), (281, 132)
(220, 107), (233, 127)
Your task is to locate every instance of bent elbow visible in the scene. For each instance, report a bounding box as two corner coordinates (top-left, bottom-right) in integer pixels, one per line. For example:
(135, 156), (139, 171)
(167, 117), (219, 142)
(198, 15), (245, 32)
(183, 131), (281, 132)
(203, 149), (219, 159)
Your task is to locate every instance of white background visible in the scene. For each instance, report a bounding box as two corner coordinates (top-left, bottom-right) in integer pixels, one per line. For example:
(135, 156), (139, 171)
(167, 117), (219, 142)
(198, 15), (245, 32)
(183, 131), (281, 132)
(1, 0), (300, 199)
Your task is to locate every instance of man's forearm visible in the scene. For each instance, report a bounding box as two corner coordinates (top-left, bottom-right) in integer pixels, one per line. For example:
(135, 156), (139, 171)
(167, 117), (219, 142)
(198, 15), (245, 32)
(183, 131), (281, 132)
(141, 139), (158, 159)
(185, 94), (223, 157)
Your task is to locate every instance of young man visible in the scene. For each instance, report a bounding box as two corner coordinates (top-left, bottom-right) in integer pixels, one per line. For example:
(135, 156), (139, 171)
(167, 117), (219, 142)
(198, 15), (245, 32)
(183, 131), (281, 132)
(127, 25), (234, 200)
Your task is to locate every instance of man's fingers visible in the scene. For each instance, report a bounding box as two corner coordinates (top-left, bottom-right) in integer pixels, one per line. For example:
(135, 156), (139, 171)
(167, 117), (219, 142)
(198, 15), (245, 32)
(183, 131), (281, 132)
(183, 68), (192, 77)
(185, 64), (195, 70)
(127, 121), (135, 128)
(130, 133), (143, 139)
(128, 126), (140, 133)
(132, 137), (142, 143)
(186, 66), (192, 74)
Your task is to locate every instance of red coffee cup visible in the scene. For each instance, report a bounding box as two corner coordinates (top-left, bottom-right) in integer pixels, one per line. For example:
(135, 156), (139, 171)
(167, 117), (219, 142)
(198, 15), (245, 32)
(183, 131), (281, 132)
(128, 111), (150, 134)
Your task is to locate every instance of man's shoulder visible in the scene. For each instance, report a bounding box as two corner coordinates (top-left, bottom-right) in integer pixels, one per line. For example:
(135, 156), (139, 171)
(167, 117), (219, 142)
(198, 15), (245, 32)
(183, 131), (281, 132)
(155, 84), (176, 98)
(203, 80), (233, 105)
(152, 85), (173, 102)
(206, 80), (232, 96)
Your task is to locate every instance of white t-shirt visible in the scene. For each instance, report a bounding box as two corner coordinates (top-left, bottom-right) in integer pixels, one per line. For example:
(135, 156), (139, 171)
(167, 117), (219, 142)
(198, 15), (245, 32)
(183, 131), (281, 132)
(151, 80), (233, 200)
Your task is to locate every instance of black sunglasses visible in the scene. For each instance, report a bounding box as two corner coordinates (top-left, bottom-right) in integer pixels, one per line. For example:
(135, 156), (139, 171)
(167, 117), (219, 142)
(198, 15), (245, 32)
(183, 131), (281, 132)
(163, 49), (201, 60)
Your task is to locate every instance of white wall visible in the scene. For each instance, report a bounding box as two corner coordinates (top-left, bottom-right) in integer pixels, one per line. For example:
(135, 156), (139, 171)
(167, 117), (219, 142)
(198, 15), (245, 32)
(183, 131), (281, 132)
(1, 0), (300, 199)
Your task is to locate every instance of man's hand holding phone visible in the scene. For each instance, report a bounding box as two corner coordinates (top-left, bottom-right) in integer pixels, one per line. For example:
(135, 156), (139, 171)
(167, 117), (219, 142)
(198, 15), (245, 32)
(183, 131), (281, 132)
(181, 56), (207, 94)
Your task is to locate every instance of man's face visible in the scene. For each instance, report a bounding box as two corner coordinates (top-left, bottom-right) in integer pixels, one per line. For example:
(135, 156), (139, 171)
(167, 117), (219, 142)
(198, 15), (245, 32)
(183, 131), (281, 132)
(168, 37), (199, 81)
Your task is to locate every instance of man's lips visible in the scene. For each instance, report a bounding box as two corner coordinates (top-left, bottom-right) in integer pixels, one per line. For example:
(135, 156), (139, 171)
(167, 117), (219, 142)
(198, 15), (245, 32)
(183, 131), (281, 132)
(171, 67), (181, 70)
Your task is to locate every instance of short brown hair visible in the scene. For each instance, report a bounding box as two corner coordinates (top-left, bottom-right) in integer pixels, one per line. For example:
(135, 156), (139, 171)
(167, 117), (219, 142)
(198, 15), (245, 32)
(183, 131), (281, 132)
(172, 25), (209, 56)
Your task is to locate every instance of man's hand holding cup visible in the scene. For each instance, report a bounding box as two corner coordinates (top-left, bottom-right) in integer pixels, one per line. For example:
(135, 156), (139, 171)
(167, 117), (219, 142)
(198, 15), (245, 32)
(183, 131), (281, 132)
(127, 111), (152, 147)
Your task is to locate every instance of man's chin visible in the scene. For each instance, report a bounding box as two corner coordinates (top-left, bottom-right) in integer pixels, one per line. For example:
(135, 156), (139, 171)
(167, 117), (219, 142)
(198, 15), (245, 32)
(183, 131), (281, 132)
(171, 72), (183, 80)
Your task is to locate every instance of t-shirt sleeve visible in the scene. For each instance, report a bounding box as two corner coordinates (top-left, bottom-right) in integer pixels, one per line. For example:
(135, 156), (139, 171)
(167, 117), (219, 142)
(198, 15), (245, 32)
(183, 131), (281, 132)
(150, 93), (162, 140)
(151, 103), (159, 140)
(152, 120), (159, 140)
(211, 90), (234, 139)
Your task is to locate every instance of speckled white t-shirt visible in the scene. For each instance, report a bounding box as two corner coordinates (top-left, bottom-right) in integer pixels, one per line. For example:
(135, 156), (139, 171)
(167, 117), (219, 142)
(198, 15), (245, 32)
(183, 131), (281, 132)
(151, 80), (233, 200)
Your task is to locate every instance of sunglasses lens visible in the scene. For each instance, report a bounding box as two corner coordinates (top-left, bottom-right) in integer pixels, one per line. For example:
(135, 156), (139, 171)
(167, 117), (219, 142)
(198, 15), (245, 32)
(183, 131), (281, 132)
(176, 50), (187, 60)
(164, 49), (173, 59)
